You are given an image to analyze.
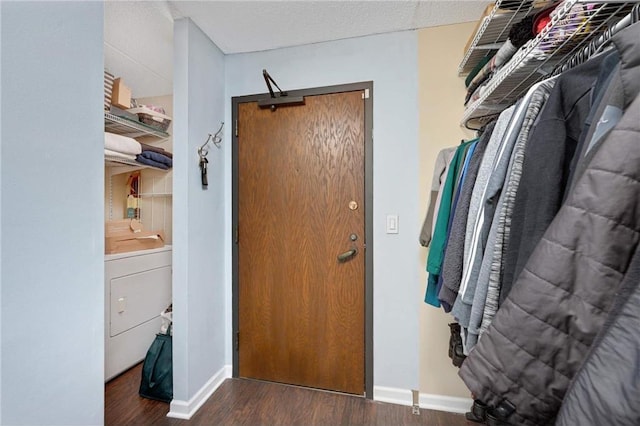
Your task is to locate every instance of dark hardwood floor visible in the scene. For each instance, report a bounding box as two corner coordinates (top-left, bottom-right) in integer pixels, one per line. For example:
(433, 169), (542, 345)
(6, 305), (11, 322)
(106, 363), (476, 426)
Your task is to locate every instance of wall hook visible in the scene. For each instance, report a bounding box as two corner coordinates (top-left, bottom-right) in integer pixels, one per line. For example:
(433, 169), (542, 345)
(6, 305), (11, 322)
(198, 122), (224, 158)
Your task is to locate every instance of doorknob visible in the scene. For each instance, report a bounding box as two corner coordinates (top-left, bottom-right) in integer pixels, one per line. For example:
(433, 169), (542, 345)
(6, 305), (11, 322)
(337, 248), (358, 262)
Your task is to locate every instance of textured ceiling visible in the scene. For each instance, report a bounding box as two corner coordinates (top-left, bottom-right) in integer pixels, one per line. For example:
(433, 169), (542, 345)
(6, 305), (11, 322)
(105, 1), (490, 97)
(105, 1), (175, 97)
(168, 1), (491, 54)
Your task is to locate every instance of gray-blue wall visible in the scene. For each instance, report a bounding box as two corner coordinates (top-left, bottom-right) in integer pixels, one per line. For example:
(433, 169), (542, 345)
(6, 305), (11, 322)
(172, 18), (227, 403)
(0, 5), (423, 423)
(0, 2), (104, 424)
(225, 31), (420, 390)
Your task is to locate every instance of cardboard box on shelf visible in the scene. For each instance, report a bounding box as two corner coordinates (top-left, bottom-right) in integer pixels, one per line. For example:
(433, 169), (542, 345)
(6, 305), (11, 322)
(111, 78), (132, 110)
(105, 219), (165, 254)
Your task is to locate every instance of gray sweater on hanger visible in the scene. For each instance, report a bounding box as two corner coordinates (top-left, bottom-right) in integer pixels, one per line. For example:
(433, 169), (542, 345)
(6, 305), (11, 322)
(449, 105), (516, 328)
(468, 79), (556, 350)
(453, 82), (545, 332)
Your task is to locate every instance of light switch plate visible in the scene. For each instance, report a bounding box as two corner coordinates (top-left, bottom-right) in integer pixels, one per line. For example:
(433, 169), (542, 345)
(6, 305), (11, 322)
(386, 214), (399, 234)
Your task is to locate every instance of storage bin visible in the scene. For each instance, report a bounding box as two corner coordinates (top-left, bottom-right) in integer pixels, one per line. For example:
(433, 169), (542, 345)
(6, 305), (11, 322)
(128, 106), (172, 132)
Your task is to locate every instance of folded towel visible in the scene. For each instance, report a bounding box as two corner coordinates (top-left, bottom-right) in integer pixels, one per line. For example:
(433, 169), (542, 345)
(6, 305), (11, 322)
(465, 53), (495, 88)
(105, 132), (142, 155)
(465, 40), (518, 105)
(105, 149), (136, 161)
(135, 154), (170, 170)
(140, 142), (173, 159)
(138, 151), (173, 168)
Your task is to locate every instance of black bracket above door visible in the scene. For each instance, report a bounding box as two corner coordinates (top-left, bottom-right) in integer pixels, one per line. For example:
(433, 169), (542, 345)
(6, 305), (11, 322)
(258, 69), (305, 111)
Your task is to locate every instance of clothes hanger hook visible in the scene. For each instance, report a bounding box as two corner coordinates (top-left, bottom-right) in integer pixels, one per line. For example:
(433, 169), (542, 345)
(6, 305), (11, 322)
(212, 122), (224, 148)
(198, 122), (225, 158)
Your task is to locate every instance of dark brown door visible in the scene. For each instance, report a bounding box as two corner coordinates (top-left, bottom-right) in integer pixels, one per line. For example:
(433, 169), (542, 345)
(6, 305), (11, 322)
(237, 90), (365, 394)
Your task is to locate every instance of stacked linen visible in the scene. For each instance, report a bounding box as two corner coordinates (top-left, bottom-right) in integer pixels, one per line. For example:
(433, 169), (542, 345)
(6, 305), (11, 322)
(464, 14), (536, 105)
(105, 132), (142, 161)
(136, 143), (173, 170)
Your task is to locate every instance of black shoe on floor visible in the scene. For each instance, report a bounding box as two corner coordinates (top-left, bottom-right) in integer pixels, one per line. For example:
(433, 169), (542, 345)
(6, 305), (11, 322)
(464, 399), (487, 423)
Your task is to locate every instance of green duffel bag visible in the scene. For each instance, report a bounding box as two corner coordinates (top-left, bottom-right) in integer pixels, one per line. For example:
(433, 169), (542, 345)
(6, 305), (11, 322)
(139, 325), (172, 402)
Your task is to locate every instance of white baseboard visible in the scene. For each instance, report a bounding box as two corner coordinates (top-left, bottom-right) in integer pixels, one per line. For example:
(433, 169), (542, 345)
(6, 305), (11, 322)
(167, 364), (232, 419)
(419, 393), (473, 414)
(374, 386), (472, 414)
(167, 374), (470, 418)
(373, 386), (413, 406)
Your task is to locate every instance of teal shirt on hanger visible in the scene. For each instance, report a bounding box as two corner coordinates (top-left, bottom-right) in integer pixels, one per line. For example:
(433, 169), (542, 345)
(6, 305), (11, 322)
(425, 139), (477, 307)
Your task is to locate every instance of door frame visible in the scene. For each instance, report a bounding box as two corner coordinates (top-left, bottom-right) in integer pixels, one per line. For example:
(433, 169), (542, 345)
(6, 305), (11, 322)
(231, 81), (374, 398)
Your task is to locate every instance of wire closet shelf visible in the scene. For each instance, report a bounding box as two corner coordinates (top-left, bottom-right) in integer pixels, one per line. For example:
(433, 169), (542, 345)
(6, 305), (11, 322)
(461, 0), (637, 129)
(458, 0), (557, 76)
(105, 112), (170, 139)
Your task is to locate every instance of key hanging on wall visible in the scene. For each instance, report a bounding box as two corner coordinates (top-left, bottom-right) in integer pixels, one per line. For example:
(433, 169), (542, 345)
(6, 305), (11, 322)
(199, 156), (209, 187)
(197, 122), (224, 188)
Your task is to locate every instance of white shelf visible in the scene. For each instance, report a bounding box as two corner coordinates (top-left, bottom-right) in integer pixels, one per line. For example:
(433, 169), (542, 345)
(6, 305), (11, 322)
(139, 193), (172, 198)
(458, 1), (555, 76)
(461, 0), (636, 129)
(105, 155), (170, 177)
(104, 110), (172, 175)
(105, 112), (170, 139)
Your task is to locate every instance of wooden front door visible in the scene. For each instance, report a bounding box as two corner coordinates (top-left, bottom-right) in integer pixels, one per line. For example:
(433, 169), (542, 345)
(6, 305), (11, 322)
(235, 89), (367, 395)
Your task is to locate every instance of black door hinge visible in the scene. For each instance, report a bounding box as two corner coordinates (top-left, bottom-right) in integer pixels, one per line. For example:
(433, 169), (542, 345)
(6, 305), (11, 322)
(235, 331), (239, 351)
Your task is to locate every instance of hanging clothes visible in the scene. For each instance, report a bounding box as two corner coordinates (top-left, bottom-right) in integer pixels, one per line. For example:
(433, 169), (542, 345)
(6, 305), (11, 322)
(564, 50), (620, 192)
(419, 147), (457, 247)
(438, 121), (496, 309)
(499, 50), (610, 302)
(452, 92), (532, 330)
(555, 242), (640, 426)
(448, 107), (514, 326)
(435, 139), (479, 312)
(425, 139), (476, 307)
(466, 77), (556, 351)
(459, 22), (640, 426)
(567, 33), (640, 194)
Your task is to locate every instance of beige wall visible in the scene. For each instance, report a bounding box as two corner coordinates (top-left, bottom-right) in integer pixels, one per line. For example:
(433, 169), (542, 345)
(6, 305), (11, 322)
(418, 22), (475, 398)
